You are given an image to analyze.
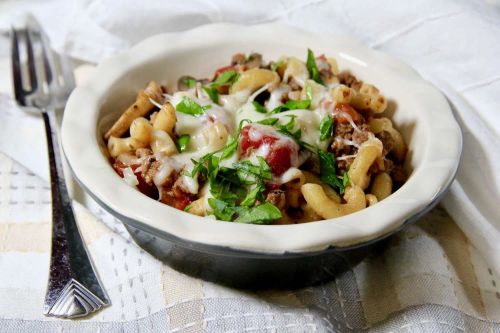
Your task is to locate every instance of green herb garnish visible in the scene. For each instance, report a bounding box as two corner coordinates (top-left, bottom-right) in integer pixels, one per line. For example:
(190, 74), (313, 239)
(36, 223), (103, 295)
(203, 86), (219, 103)
(176, 96), (210, 117)
(318, 150), (344, 194)
(240, 184), (265, 207)
(257, 118), (279, 126)
(208, 198), (236, 221)
(214, 70), (240, 86)
(341, 172), (349, 195)
(252, 101), (268, 113)
(176, 134), (190, 152)
(234, 202), (282, 224)
(271, 99), (311, 113)
(202, 70), (240, 104)
(306, 48), (324, 85)
(234, 157), (272, 182)
(183, 78), (197, 88)
(319, 116), (334, 141)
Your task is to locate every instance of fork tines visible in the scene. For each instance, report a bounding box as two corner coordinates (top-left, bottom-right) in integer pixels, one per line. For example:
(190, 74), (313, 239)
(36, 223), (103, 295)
(10, 25), (74, 110)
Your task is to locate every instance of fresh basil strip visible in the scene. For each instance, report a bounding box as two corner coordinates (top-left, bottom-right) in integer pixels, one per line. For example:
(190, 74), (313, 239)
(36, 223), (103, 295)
(234, 202), (282, 224)
(203, 86), (219, 103)
(183, 78), (197, 88)
(318, 150), (344, 193)
(257, 118), (279, 126)
(214, 70), (240, 85)
(341, 171), (349, 195)
(306, 48), (324, 85)
(233, 157), (272, 181)
(176, 134), (190, 152)
(271, 99), (311, 113)
(240, 184), (264, 207)
(208, 198), (235, 221)
(319, 116), (334, 141)
(252, 101), (268, 113)
(176, 96), (209, 117)
(220, 136), (237, 160)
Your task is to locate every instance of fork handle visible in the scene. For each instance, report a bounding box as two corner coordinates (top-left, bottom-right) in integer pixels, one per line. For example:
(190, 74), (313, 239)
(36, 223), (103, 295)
(42, 110), (110, 318)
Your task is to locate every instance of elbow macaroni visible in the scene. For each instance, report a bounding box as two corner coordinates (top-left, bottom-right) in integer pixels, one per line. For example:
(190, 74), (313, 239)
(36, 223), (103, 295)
(348, 138), (383, 190)
(301, 183), (366, 219)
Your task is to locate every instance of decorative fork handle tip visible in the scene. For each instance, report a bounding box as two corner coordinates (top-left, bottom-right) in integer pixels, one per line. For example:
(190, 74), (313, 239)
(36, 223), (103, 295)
(44, 279), (109, 319)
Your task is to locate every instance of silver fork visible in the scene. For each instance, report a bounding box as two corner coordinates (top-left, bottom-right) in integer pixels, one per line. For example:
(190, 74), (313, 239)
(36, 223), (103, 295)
(11, 24), (110, 319)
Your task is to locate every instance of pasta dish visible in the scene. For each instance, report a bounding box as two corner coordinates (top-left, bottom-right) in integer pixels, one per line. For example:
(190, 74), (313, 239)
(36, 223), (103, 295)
(104, 50), (407, 224)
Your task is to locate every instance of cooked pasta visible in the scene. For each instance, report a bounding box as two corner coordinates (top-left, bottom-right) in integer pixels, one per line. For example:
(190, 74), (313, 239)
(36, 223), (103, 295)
(104, 49), (407, 224)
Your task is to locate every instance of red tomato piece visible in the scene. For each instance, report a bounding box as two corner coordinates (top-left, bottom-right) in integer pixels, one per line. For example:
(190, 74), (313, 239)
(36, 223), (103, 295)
(160, 188), (193, 211)
(239, 124), (298, 176)
(266, 144), (293, 176)
(112, 160), (158, 199)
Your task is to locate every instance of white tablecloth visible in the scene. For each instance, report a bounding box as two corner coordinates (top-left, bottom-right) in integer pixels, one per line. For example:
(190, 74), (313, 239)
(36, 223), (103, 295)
(0, 0), (499, 332)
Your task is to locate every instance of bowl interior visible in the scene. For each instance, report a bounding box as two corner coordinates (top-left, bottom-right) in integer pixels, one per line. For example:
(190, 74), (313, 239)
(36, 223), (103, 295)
(97, 40), (423, 177)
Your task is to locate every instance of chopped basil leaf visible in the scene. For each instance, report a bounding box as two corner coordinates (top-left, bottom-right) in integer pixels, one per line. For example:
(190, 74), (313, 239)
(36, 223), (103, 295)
(306, 48), (324, 85)
(318, 150), (344, 193)
(319, 116), (334, 141)
(209, 167), (243, 203)
(257, 118), (279, 126)
(214, 70), (240, 86)
(341, 172), (349, 195)
(176, 134), (190, 152)
(183, 78), (197, 88)
(281, 115), (297, 132)
(220, 136), (238, 160)
(233, 157), (272, 182)
(176, 96), (208, 117)
(234, 202), (282, 224)
(252, 101), (268, 113)
(203, 86), (219, 103)
(271, 99), (311, 113)
(208, 198), (235, 221)
(207, 154), (219, 183)
(184, 203), (193, 212)
(185, 153), (214, 177)
(271, 59), (285, 72)
(240, 184), (264, 207)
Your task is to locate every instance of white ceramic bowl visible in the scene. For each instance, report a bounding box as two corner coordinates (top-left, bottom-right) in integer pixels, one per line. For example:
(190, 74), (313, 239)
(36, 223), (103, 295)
(62, 23), (462, 255)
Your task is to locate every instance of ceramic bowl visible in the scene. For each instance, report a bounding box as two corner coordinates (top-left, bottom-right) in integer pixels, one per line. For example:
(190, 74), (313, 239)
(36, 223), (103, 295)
(61, 23), (462, 288)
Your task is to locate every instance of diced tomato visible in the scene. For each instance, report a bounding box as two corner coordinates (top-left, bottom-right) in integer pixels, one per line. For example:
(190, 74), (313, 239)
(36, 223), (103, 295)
(266, 145), (293, 176)
(112, 160), (159, 200)
(239, 126), (278, 152)
(333, 103), (363, 124)
(160, 188), (193, 211)
(239, 124), (298, 176)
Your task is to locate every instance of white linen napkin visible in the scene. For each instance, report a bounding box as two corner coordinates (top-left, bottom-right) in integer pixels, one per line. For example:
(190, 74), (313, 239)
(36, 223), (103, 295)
(0, 0), (499, 272)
